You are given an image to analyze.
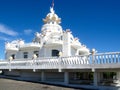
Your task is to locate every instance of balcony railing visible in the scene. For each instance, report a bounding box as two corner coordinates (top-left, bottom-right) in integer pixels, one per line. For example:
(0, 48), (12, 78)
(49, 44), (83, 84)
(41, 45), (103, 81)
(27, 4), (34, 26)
(46, 39), (63, 45)
(0, 52), (120, 70)
(19, 43), (41, 49)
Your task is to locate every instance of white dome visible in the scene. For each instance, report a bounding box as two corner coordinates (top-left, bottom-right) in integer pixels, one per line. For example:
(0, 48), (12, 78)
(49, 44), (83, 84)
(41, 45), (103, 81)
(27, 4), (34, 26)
(43, 7), (61, 24)
(46, 9), (59, 20)
(41, 7), (63, 35)
(41, 24), (62, 34)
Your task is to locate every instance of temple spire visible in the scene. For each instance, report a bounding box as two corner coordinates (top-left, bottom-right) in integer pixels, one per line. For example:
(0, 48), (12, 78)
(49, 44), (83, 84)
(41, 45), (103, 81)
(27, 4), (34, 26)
(50, 0), (55, 14)
(52, 0), (54, 8)
(43, 0), (61, 24)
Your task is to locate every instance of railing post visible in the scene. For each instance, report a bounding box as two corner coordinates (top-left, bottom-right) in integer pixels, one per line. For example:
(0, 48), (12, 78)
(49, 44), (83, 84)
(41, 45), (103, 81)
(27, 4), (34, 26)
(58, 57), (62, 72)
(32, 54), (37, 72)
(91, 49), (96, 73)
(91, 49), (96, 64)
(8, 56), (13, 71)
(9, 60), (11, 71)
(33, 61), (36, 72)
(58, 52), (63, 72)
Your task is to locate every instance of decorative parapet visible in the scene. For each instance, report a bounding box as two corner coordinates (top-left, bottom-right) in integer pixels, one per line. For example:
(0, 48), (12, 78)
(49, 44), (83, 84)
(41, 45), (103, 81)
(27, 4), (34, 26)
(0, 52), (120, 70)
(19, 43), (41, 49)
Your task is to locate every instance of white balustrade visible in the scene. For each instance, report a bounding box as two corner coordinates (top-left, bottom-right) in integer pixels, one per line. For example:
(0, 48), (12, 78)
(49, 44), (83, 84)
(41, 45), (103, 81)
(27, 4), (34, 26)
(19, 43), (40, 48)
(94, 52), (120, 64)
(0, 52), (120, 70)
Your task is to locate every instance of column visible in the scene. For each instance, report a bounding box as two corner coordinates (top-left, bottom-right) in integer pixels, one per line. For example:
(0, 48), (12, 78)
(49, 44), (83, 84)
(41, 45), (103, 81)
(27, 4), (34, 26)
(64, 72), (69, 85)
(116, 72), (120, 86)
(100, 72), (103, 81)
(62, 30), (71, 57)
(93, 71), (98, 86)
(97, 72), (101, 84)
(41, 71), (45, 82)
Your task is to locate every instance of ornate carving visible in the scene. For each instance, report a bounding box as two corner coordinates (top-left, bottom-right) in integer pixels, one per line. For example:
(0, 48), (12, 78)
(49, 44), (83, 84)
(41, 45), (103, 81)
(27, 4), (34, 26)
(43, 15), (51, 23)
(56, 18), (61, 24)
(52, 14), (56, 21)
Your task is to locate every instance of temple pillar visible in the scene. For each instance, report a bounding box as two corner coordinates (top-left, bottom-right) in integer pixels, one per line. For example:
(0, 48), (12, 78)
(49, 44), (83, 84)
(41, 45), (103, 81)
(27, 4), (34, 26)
(64, 72), (69, 85)
(41, 71), (45, 82)
(93, 71), (98, 86)
(97, 72), (101, 84)
(116, 71), (120, 86)
(100, 72), (103, 81)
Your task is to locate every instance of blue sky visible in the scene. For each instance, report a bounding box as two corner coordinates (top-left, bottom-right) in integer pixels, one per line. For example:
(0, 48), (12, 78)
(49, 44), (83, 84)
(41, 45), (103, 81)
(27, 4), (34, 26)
(0, 0), (120, 59)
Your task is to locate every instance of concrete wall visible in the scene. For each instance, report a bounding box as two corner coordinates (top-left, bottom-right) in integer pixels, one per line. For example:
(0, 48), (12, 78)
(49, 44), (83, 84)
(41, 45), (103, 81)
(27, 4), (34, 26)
(71, 47), (77, 56)
(6, 51), (17, 60)
(4, 70), (20, 76)
(6, 48), (41, 60)
(39, 48), (44, 57)
(45, 72), (64, 82)
(20, 70), (41, 81)
(3, 69), (120, 90)
(14, 45), (63, 58)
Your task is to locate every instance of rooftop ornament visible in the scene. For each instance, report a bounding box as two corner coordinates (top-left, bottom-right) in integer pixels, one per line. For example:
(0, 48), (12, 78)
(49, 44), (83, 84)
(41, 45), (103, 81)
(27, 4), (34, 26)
(9, 56), (13, 61)
(32, 54), (37, 60)
(91, 48), (97, 55)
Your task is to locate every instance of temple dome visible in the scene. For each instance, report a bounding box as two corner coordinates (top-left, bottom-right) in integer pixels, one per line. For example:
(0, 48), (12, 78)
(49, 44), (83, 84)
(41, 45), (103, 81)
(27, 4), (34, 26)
(43, 7), (61, 24)
(41, 7), (63, 35)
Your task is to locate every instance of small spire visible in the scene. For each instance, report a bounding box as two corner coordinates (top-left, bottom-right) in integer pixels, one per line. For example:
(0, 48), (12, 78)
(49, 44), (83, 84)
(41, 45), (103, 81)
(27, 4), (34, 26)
(50, 0), (55, 14)
(52, 0), (54, 8)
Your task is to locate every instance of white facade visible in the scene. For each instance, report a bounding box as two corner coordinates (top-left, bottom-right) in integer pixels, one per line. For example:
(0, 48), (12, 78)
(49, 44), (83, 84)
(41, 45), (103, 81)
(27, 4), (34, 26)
(5, 6), (90, 60)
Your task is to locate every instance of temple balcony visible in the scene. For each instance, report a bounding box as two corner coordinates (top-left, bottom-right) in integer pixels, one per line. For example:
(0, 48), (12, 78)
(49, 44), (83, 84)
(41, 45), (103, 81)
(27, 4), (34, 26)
(19, 43), (41, 50)
(71, 44), (81, 49)
(0, 52), (120, 71)
(5, 47), (19, 52)
(71, 41), (82, 49)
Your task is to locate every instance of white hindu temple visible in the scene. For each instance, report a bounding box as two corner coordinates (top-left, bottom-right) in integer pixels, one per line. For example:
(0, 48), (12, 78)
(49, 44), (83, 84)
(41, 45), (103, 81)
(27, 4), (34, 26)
(0, 2), (120, 90)
(5, 6), (89, 60)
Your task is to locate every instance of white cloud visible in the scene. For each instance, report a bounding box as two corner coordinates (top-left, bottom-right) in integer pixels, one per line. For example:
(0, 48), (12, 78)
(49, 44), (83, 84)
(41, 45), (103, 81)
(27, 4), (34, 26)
(0, 36), (10, 41)
(0, 24), (18, 36)
(24, 29), (32, 35)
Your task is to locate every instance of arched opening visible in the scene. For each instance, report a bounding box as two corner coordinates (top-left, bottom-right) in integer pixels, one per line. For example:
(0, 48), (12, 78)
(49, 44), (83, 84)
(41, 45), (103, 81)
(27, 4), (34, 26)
(52, 49), (59, 57)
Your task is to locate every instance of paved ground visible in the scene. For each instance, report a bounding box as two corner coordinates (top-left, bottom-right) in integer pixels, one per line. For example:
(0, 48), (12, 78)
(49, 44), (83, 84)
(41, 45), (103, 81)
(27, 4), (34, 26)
(0, 78), (85, 90)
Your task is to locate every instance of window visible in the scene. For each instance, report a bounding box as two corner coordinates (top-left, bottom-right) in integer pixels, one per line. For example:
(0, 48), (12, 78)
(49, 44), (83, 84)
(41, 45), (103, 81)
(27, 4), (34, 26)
(34, 51), (39, 57)
(52, 50), (59, 57)
(23, 52), (28, 58)
(11, 54), (15, 59)
(70, 37), (73, 41)
(60, 36), (63, 40)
